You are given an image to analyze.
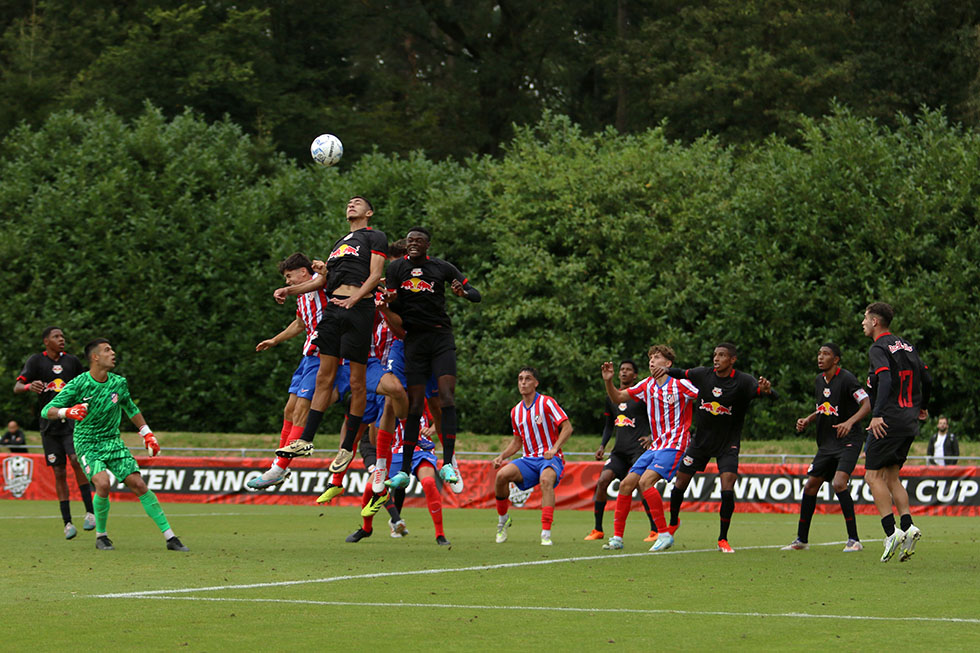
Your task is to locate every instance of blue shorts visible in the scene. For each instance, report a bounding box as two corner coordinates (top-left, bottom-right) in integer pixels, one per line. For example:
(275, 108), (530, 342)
(288, 355), (320, 400)
(333, 361), (351, 398)
(512, 456), (564, 491)
(362, 391), (386, 425)
(390, 449), (438, 478)
(334, 357), (385, 398)
(385, 340), (438, 397)
(629, 448), (683, 482)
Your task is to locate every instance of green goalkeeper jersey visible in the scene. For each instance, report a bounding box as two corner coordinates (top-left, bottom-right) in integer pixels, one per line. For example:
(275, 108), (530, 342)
(43, 372), (141, 448)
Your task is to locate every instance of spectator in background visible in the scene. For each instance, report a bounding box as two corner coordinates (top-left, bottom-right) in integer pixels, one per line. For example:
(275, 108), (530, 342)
(2, 420), (28, 453)
(927, 416), (959, 466)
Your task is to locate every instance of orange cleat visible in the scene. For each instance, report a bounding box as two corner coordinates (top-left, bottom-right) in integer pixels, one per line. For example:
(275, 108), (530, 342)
(583, 529), (604, 541)
(643, 531), (658, 542)
(717, 539), (734, 553)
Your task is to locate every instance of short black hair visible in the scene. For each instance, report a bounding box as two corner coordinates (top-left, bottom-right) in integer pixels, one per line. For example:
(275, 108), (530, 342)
(866, 302), (894, 327)
(278, 252), (313, 275)
(41, 326), (61, 340)
(407, 226), (431, 241)
(350, 195), (374, 212)
(820, 342), (842, 360)
(389, 238), (408, 258)
(84, 338), (110, 361)
(518, 366), (539, 381)
(715, 342), (737, 357)
(620, 359), (639, 374)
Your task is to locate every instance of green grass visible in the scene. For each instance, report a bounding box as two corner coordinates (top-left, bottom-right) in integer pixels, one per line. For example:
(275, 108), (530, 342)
(2, 500), (978, 650)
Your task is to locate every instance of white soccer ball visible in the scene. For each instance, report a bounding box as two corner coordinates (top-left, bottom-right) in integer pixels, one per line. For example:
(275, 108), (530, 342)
(311, 133), (343, 166)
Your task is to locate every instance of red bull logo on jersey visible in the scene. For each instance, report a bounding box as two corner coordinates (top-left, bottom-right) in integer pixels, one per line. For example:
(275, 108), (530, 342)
(699, 399), (732, 416)
(613, 414), (636, 428)
(815, 402), (839, 416)
(400, 278), (435, 293)
(329, 244), (361, 260)
(888, 341), (914, 354)
(44, 378), (66, 393)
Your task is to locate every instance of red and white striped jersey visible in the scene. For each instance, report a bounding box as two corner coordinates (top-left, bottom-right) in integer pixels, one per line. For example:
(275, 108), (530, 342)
(627, 376), (698, 451)
(511, 393), (569, 460)
(371, 298), (396, 365)
(296, 273), (327, 356)
(390, 412), (434, 453)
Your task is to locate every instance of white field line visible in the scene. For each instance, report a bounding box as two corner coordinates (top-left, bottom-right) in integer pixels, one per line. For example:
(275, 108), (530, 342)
(0, 512), (281, 520)
(95, 541), (847, 599)
(120, 596), (980, 625)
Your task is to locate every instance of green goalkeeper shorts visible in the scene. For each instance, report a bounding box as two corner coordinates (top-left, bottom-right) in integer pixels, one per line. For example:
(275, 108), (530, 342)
(77, 440), (140, 483)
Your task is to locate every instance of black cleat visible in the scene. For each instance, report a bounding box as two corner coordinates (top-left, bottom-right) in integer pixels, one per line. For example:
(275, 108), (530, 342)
(95, 535), (114, 550)
(166, 536), (190, 552)
(436, 535), (452, 548)
(345, 527), (373, 543)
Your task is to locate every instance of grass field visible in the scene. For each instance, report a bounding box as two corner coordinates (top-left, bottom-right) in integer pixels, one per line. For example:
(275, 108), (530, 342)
(2, 499), (978, 650)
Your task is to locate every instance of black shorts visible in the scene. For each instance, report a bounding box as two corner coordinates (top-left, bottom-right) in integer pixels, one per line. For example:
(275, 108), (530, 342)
(40, 419), (76, 467)
(404, 329), (456, 387)
(312, 296), (374, 365)
(678, 440), (740, 475)
(808, 442), (861, 479)
(864, 435), (914, 471)
(603, 450), (639, 481)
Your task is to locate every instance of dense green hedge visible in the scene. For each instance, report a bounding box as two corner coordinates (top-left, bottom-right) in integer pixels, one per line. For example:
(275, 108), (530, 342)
(2, 107), (977, 438)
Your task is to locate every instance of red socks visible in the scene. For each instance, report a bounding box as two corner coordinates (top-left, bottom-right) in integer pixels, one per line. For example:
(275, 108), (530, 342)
(541, 506), (554, 531)
(421, 476), (444, 537)
(496, 497), (509, 517)
(278, 420), (293, 448)
(376, 429), (393, 469)
(643, 486), (666, 533)
(360, 483), (374, 532)
(614, 493), (631, 538)
(275, 421), (306, 469)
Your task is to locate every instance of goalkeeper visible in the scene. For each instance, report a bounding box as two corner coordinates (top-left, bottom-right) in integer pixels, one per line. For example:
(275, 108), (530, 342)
(43, 338), (189, 552)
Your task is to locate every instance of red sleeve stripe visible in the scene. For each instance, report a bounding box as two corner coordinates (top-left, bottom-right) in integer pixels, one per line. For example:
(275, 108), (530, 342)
(874, 366), (889, 374)
(16, 375), (27, 383)
(462, 278), (468, 284)
(371, 250), (387, 258)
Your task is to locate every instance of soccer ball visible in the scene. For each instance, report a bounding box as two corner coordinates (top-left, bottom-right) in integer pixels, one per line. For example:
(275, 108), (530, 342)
(310, 133), (343, 166)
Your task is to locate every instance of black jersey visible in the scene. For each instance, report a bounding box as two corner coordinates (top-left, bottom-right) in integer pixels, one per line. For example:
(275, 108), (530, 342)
(17, 351), (84, 420)
(812, 367), (868, 451)
(386, 256), (477, 331)
(325, 227), (387, 295)
(668, 366), (770, 454)
(867, 332), (931, 438)
(602, 395), (650, 458)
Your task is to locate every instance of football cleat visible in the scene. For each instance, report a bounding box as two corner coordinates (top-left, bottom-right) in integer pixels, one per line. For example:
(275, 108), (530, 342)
(276, 439), (313, 458)
(540, 533), (553, 546)
(602, 536), (623, 550)
(583, 529), (604, 541)
(650, 532), (674, 552)
(843, 539), (864, 552)
(389, 519), (408, 538)
(881, 529), (906, 562)
(495, 516), (512, 543)
(64, 523), (77, 540)
(385, 471), (411, 490)
(899, 525), (921, 562)
(438, 463), (459, 484)
(166, 536), (190, 552)
(345, 527), (372, 543)
(95, 535), (114, 550)
(781, 538), (809, 551)
(717, 539), (734, 553)
(360, 491), (390, 518)
(448, 456), (464, 494)
(315, 483), (344, 504)
(436, 535), (452, 547)
(83, 512), (96, 531)
(247, 468), (291, 490)
(327, 448), (354, 474)
(643, 531), (659, 542)
(371, 466), (387, 493)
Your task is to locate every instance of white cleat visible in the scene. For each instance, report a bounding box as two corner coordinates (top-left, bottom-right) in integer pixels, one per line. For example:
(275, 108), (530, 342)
(843, 539), (864, 552)
(276, 439), (313, 458)
(371, 466), (387, 494)
(881, 529), (906, 562)
(496, 516), (512, 543)
(246, 467), (290, 490)
(449, 456), (464, 494)
(64, 523), (77, 540)
(389, 519), (408, 538)
(83, 512), (96, 531)
(899, 525), (921, 562)
(780, 538), (809, 551)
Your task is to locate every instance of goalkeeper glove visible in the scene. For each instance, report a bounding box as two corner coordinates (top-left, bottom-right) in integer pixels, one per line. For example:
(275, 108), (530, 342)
(141, 429), (160, 457)
(58, 403), (88, 421)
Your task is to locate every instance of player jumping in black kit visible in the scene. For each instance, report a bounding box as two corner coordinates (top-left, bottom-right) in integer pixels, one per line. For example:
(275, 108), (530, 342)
(781, 343), (870, 553)
(654, 342), (776, 553)
(585, 359), (658, 542)
(274, 196), (387, 474)
(383, 226), (481, 489)
(862, 302), (931, 563)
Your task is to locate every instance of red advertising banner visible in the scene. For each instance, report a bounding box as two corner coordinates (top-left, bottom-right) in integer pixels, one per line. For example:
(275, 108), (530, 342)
(2, 453), (978, 516)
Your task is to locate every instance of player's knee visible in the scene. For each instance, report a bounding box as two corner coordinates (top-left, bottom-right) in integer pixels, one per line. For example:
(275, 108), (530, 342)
(832, 478), (848, 494)
(52, 465), (67, 479)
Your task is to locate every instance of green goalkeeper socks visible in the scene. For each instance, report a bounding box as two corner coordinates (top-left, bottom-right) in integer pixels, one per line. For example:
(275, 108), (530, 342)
(138, 489), (172, 534)
(93, 494), (110, 533)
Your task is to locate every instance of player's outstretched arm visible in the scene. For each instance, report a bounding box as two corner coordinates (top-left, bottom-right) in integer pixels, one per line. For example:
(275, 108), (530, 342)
(601, 362), (630, 404)
(256, 318), (305, 351)
(274, 273), (327, 304)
